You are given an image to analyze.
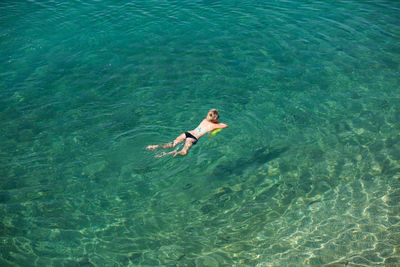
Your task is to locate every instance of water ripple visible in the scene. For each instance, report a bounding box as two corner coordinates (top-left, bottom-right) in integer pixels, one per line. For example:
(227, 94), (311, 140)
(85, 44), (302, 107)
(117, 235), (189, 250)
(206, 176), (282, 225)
(1, 0), (400, 266)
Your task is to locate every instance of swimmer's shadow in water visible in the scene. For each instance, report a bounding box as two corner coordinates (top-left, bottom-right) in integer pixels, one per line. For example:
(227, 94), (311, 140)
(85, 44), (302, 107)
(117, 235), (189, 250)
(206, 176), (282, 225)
(211, 146), (288, 180)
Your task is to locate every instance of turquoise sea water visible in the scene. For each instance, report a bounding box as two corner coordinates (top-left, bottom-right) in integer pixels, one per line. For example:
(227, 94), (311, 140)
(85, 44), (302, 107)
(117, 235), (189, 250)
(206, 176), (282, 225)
(1, 0), (400, 266)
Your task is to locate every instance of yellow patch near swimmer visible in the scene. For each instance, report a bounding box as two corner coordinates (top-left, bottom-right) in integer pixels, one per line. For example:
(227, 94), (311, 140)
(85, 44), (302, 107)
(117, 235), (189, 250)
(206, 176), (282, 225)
(210, 128), (222, 136)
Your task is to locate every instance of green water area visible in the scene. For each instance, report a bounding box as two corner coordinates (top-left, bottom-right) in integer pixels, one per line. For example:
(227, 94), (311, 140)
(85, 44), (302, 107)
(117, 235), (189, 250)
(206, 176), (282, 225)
(1, 0), (400, 266)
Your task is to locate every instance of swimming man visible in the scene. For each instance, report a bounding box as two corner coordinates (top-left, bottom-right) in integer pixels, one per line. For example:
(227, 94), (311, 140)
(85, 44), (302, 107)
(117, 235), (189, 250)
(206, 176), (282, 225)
(146, 109), (229, 157)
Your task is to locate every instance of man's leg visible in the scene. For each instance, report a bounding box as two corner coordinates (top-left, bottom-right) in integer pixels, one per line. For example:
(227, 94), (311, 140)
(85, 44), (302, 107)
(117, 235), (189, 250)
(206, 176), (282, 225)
(172, 133), (186, 147)
(146, 133), (185, 150)
(174, 139), (194, 156)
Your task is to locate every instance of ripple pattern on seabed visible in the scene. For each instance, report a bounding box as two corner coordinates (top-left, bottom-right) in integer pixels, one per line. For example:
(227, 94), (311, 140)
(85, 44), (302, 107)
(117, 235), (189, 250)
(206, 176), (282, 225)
(1, 0), (400, 266)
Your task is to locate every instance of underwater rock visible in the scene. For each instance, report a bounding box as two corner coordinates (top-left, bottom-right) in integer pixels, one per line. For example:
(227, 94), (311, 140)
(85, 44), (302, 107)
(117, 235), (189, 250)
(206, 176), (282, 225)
(370, 162), (382, 175)
(200, 204), (214, 214)
(370, 140), (384, 152)
(195, 255), (219, 267)
(268, 166), (280, 176)
(159, 245), (185, 261)
(387, 190), (400, 206)
(254, 183), (280, 201)
(183, 183), (193, 190)
(83, 160), (107, 178)
(307, 147), (324, 161)
(212, 164), (234, 178)
(307, 180), (331, 198)
(388, 147), (400, 160)
(299, 179), (313, 194)
(129, 252), (142, 263)
(213, 187), (232, 199)
(385, 137), (397, 148)
(77, 256), (94, 266)
(384, 257), (400, 265)
(280, 189), (297, 205)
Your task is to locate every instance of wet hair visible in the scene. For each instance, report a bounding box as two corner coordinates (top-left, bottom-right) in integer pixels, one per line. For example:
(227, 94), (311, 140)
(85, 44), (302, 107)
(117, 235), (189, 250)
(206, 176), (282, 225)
(207, 109), (219, 122)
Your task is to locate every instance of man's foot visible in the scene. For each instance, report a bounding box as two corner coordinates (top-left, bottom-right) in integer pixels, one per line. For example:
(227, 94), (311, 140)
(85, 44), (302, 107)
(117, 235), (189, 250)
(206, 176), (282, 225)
(155, 152), (167, 158)
(146, 145), (159, 150)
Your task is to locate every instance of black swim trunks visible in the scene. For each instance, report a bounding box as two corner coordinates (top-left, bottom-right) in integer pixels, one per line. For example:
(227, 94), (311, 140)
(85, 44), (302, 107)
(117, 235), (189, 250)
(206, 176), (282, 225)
(185, 132), (198, 144)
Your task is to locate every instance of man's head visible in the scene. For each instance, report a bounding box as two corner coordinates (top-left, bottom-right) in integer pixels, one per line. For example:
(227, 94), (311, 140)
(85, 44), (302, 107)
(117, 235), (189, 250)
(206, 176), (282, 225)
(206, 109), (219, 123)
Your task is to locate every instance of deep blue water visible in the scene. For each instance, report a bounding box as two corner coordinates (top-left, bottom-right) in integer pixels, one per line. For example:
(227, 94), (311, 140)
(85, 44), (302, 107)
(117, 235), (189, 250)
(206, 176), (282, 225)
(1, 0), (400, 266)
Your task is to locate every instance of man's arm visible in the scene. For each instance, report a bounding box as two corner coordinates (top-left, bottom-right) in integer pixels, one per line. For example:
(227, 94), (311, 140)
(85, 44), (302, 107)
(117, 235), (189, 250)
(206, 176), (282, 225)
(217, 122), (229, 128)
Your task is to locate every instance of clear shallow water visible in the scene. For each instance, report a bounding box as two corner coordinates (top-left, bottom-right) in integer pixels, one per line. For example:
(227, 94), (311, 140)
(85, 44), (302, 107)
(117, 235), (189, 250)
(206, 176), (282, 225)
(1, 0), (400, 266)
